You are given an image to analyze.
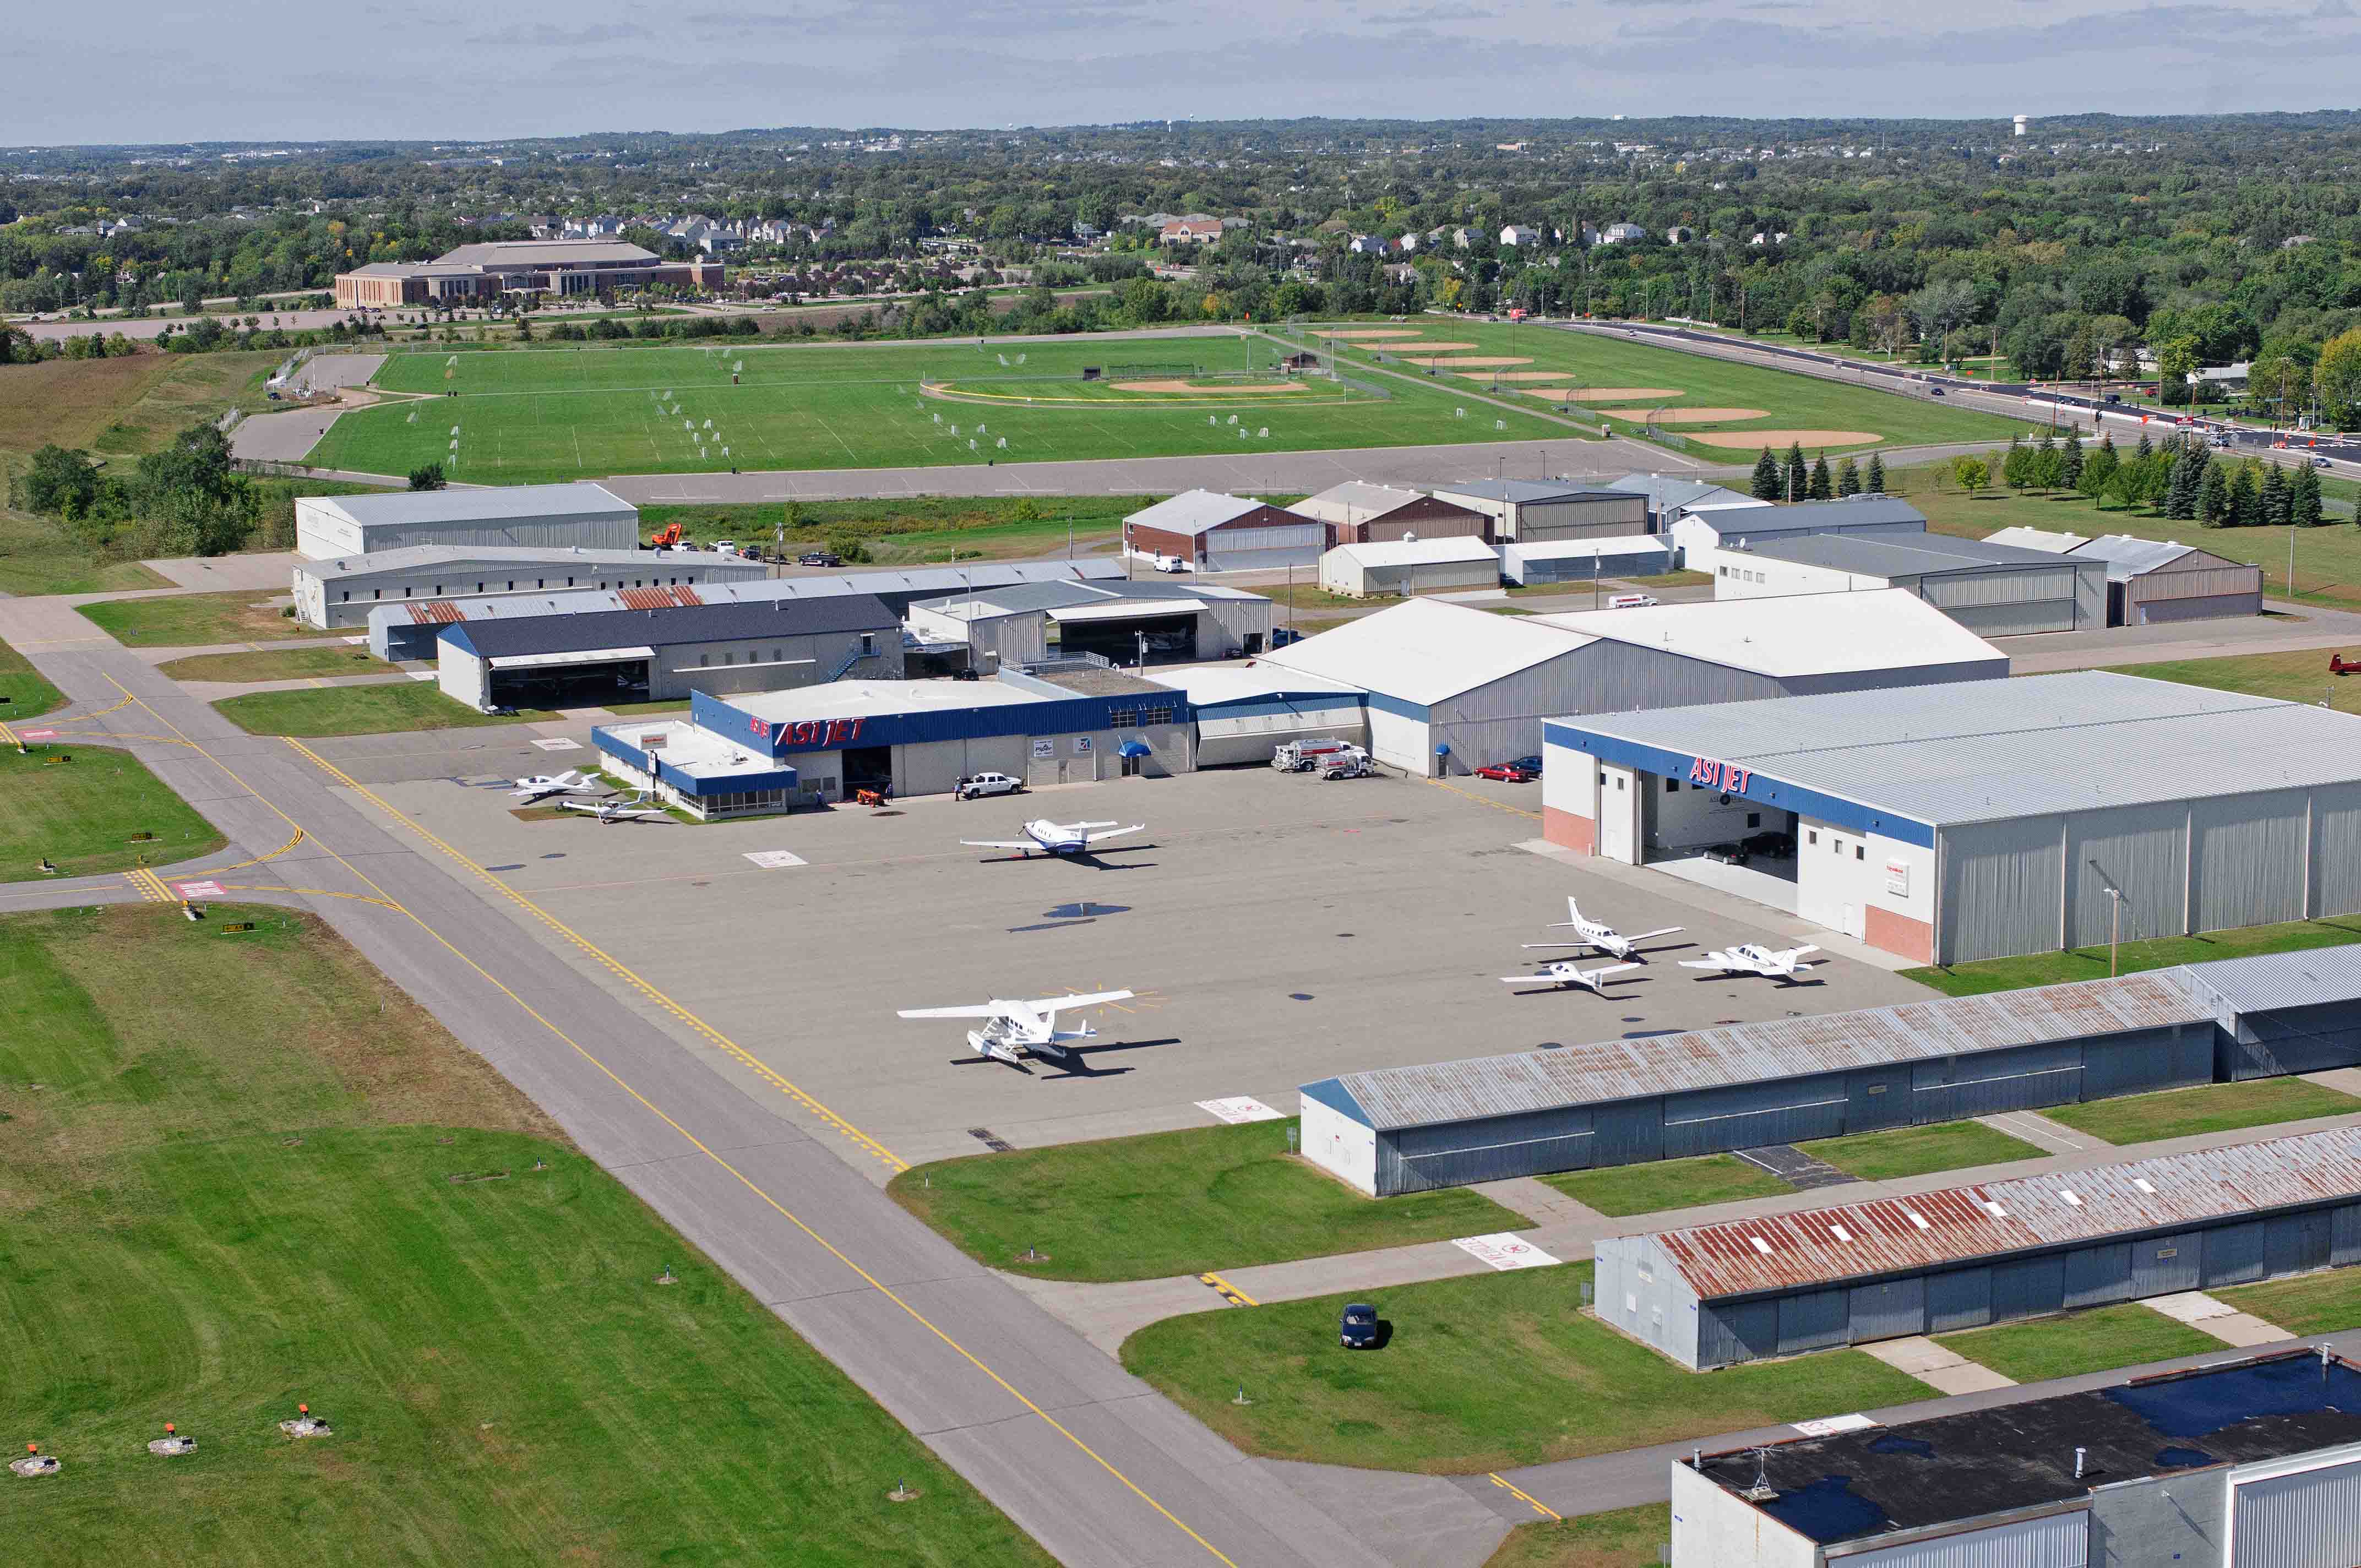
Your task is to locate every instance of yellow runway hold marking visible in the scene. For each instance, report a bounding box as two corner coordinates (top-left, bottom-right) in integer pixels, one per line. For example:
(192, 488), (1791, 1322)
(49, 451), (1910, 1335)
(213, 826), (305, 873)
(77, 676), (1241, 1566)
(1489, 1473), (1562, 1521)
(123, 866), (175, 902)
(1429, 776), (1541, 822)
(1199, 1272), (1258, 1308)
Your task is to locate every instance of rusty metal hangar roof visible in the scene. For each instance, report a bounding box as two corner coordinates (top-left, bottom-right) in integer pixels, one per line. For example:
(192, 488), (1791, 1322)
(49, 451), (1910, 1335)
(1316, 971), (2209, 1133)
(1644, 1124), (2361, 1299)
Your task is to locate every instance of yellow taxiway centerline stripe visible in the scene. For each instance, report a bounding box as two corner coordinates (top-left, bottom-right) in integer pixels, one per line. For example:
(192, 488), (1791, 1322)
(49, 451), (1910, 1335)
(1488, 1473), (1562, 1521)
(1429, 776), (1541, 822)
(212, 825), (305, 873)
(1199, 1272), (1259, 1308)
(76, 677), (1242, 1567)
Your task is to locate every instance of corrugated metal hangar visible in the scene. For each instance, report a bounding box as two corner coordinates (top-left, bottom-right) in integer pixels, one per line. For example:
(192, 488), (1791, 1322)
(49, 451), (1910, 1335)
(1668, 494), (1926, 567)
(1543, 672), (2361, 964)
(1292, 482), (1491, 545)
(1600, 1125), (2361, 1370)
(297, 543), (764, 630)
(1319, 536), (1501, 598)
(902, 579), (1272, 668)
(1986, 527), (2266, 625)
(1261, 591), (2003, 777)
(1673, 1349), (2361, 1567)
(1502, 534), (1675, 586)
(1710, 531), (2110, 636)
(1299, 947), (2361, 1199)
(1429, 479), (1650, 542)
(1145, 664), (1367, 766)
(1122, 491), (1325, 571)
(295, 482), (638, 560)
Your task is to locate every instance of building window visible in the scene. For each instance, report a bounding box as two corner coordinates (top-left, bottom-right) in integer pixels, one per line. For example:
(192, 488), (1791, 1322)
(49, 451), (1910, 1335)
(1140, 706), (1175, 725)
(434, 585), (443, 595)
(698, 654), (709, 667)
(340, 590), (351, 602)
(724, 652), (735, 665)
(404, 587), (412, 597)
(771, 649), (781, 662)
(567, 577), (575, 587)
(859, 633), (877, 655)
(1664, 777), (1679, 793)
(507, 581), (514, 591)
(1615, 775), (1625, 791)
(1807, 830), (1818, 845)
(371, 589), (380, 600)
(1856, 845), (1865, 861)
(1747, 813), (1760, 828)
(1108, 707), (1139, 727)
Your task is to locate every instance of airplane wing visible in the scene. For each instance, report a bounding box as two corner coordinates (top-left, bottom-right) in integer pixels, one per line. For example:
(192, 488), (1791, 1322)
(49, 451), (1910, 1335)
(1628, 927), (1684, 943)
(960, 839), (1040, 851)
(1678, 957), (1731, 971)
(1787, 945), (1821, 959)
(896, 1003), (1008, 1020)
(1081, 824), (1145, 844)
(1500, 975), (1555, 984)
(1029, 989), (1135, 1016)
(1521, 941), (1591, 949)
(1595, 963), (1642, 979)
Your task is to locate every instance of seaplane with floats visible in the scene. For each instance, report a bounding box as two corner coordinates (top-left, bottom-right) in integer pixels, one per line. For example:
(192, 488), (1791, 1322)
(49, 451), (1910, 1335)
(896, 989), (1137, 1070)
(1680, 943), (1821, 981)
(961, 819), (1146, 858)
(557, 790), (665, 825)
(1500, 959), (1641, 995)
(509, 769), (603, 803)
(1525, 896), (1684, 961)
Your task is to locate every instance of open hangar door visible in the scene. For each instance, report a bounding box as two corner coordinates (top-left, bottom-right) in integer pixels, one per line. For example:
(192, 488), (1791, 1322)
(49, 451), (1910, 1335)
(1051, 604), (1199, 666)
(486, 647), (653, 710)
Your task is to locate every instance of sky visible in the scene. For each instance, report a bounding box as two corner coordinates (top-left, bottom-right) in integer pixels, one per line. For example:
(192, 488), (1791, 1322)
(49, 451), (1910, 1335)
(9, 0), (2361, 145)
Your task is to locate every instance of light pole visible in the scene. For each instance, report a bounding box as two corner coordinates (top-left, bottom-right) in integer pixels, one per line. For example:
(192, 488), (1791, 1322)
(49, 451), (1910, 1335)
(2087, 860), (2126, 976)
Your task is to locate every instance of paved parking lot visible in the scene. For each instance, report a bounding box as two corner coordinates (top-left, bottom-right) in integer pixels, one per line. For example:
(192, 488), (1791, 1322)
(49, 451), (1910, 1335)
(314, 731), (1939, 1172)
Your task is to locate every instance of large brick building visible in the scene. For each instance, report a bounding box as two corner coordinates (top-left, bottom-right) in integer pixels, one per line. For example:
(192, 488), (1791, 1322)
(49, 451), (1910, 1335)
(334, 239), (722, 307)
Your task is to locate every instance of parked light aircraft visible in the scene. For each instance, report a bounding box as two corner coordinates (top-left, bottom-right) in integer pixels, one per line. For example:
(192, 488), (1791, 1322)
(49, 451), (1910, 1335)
(961, 820), (1146, 857)
(1500, 960), (1641, 994)
(557, 791), (664, 824)
(896, 990), (1136, 1069)
(510, 769), (601, 802)
(1525, 897), (1684, 961)
(1680, 943), (1821, 979)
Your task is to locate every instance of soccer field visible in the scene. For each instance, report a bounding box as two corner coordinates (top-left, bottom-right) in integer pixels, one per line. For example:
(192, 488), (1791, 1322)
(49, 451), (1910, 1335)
(307, 334), (1570, 482)
(1298, 319), (2041, 454)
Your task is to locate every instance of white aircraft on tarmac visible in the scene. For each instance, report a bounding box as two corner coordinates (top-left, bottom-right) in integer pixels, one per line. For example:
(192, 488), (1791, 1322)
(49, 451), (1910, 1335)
(1525, 896), (1684, 961)
(896, 990), (1138, 1070)
(961, 820), (1146, 858)
(510, 769), (602, 802)
(557, 791), (665, 825)
(1500, 960), (1641, 994)
(1680, 943), (1821, 981)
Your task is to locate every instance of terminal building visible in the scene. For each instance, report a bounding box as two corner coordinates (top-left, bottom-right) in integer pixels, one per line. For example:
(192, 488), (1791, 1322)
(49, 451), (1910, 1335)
(902, 577), (1274, 668)
(298, 544), (762, 631)
(333, 239), (722, 307)
(1542, 672), (2361, 964)
(433, 595), (900, 711)
(592, 665), (1194, 814)
(1672, 1349), (2361, 1566)
(1710, 531), (2110, 636)
(1600, 1125), (2361, 1370)
(295, 483), (638, 560)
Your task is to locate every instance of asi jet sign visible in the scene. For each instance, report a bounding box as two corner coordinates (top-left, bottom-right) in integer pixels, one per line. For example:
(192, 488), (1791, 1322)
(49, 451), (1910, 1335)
(1688, 756), (1753, 793)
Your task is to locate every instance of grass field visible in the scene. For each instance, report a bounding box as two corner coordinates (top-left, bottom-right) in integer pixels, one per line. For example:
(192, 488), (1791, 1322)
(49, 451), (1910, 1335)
(214, 683), (557, 737)
(2042, 1077), (2361, 1145)
(1542, 1154), (1790, 1218)
(1933, 1303), (2223, 1383)
(307, 334), (1568, 482)
(1, 632), (67, 721)
(77, 590), (319, 647)
(155, 645), (388, 682)
(887, 1119), (1521, 1282)
(0, 903), (1052, 1567)
(637, 492), (1150, 564)
(0, 743), (225, 880)
(1803, 1120), (2047, 1182)
(1486, 1505), (1671, 1568)
(2106, 649), (2361, 713)
(2219, 1266), (2361, 1336)
(1119, 1266), (1933, 1473)
(1901, 916), (2361, 996)
(1299, 320), (2040, 455)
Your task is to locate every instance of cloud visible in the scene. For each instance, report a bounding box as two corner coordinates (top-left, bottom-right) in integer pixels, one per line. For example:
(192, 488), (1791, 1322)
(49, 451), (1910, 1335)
(2316, 0), (2353, 16)
(1363, 4), (1499, 21)
(470, 20), (649, 46)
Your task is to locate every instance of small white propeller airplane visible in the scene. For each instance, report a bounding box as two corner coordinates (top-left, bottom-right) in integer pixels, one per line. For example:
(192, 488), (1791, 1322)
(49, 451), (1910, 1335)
(961, 819), (1146, 858)
(1680, 943), (1821, 980)
(1501, 960), (1641, 994)
(557, 790), (665, 824)
(510, 769), (601, 802)
(896, 990), (1137, 1070)
(1525, 896), (1684, 961)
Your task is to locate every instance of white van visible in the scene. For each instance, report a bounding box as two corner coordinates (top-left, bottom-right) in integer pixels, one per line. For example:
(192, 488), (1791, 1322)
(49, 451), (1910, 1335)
(1606, 593), (1658, 609)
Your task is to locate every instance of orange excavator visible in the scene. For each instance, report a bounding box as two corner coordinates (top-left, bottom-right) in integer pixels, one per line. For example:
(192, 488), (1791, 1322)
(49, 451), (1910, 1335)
(645, 522), (684, 549)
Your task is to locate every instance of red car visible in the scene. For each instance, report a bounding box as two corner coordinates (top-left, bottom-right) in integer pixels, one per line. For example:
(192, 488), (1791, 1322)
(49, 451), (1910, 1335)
(1474, 763), (1536, 782)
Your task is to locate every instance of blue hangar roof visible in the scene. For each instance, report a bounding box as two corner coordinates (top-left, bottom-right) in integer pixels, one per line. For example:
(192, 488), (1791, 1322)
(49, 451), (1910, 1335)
(442, 595), (896, 657)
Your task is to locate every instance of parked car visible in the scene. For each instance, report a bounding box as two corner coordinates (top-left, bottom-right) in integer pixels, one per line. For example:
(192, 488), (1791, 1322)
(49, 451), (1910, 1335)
(1740, 830), (1797, 859)
(1155, 554), (1189, 574)
(1701, 842), (1751, 866)
(1340, 1303), (1380, 1349)
(798, 551), (842, 568)
(955, 771), (1022, 801)
(1269, 626), (1305, 649)
(712, 540), (739, 556)
(1510, 755), (1543, 774)
(1606, 593), (1658, 609)
(1928, 386), (1946, 398)
(1474, 762), (1536, 782)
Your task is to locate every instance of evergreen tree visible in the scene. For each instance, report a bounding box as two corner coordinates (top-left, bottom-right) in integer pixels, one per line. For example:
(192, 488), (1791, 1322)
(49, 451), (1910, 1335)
(2292, 462), (2326, 528)
(1865, 452), (1886, 494)
(1836, 456), (1862, 497)
(1750, 446), (1781, 501)
(2135, 432), (2153, 462)
(1807, 454), (1832, 499)
(2060, 430), (2085, 490)
(1783, 441), (1807, 502)
(2032, 431), (2063, 490)
(2228, 464), (2260, 529)
(2164, 445), (2199, 521)
(2199, 464), (2229, 527)
(2001, 433), (2030, 489)
(2260, 465), (2291, 531)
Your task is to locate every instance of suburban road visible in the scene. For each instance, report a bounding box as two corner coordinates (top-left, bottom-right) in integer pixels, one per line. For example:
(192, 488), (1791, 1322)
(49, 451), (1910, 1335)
(0, 593), (1512, 1568)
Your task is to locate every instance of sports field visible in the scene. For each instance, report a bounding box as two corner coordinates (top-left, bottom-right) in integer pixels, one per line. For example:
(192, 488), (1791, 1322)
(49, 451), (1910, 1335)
(1297, 320), (2041, 454)
(306, 335), (1569, 482)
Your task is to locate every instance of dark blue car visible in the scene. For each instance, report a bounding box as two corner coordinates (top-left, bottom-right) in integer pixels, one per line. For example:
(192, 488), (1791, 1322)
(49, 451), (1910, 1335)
(1340, 1303), (1379, 1349)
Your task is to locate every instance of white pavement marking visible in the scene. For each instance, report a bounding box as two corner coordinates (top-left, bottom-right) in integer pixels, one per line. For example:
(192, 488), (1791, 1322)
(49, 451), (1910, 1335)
(172, 880), (226, 899)
(1197, 1096), (1283, 1124)
(530, 737), (583, 752)
(1451, 1233), (1561, 1271)
(1791, 1413), (1878, 1438)
(743, 850), (808, 869)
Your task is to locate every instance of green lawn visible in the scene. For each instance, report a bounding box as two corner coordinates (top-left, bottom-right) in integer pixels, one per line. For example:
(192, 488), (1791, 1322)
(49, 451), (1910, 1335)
(1933, 1304), (2223, 1384)
(2042, 1078), (2361, 1146)
(1486, 1505), (1671, 1568)
(1541, 1154), (1789, 1218)
(214, 683), (558, 737)
(155, 645), (389, 682)
(0, 498), (171, 596)
(306, 335), (1567, 483)
(1299, 320), (2040, 455)
(2218, 1267), (2361, 1336)
(1802, 1120), (2046, 1182)
(2104, 650), (2361, 715)
(0, 903), (1050, 1568)
(1901, 916), (2361, 996)
(637, 493), (1146, 564)
(77, 590), (319, 648)
(888, 1119), (1521, 1283)
(1119, 1266), (1934, 1473)
(1, 631), (67, 721)
(0, 743), (225, 880)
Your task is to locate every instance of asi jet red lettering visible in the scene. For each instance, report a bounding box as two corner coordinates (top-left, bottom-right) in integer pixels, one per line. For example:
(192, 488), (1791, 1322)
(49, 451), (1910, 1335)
(774, 717), (865, 749)
(1688, 756), (1751, 793)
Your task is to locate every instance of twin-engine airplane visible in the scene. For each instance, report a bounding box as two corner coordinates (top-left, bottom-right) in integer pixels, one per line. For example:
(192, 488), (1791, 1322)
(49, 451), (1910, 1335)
(1681, 943), (1821, 980)
(510, 770), (602, 802)
(1525, 897), (1684, 961)
(557, 791), (665, 824)
(962, 819), (1146, 857)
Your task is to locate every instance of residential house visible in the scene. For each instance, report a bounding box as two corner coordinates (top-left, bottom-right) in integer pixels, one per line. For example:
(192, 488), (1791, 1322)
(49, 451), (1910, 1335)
(1500, 225), (1539, 247)
(1600, 222), (1647, 244)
